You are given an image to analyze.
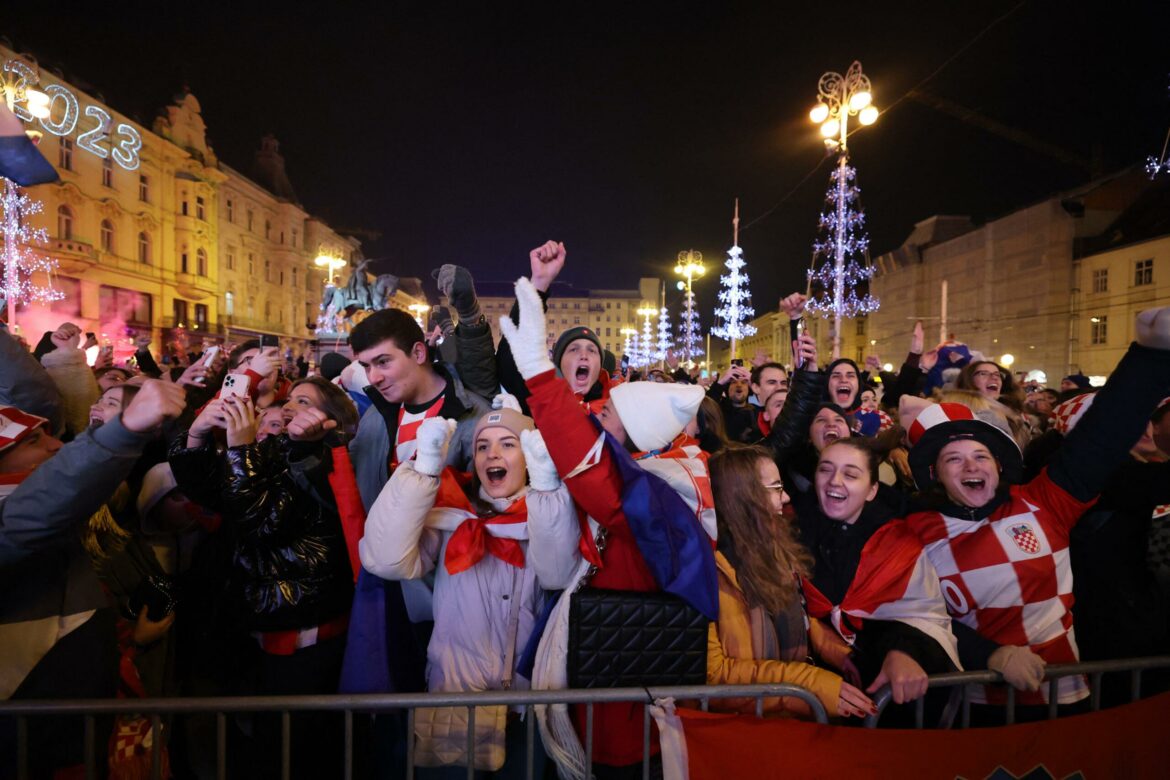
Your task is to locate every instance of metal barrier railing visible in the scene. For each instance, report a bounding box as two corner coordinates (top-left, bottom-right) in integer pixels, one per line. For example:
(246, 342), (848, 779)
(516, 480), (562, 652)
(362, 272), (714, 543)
(0, 682), (826, 780)
(862, 655), (1170, 729)
(5, 655), (1168, 779)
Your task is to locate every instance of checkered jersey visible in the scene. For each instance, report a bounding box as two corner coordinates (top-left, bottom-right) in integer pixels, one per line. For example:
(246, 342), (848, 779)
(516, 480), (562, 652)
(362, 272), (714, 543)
(905, 468), (1094, 705)
(389, 397), (446, 471)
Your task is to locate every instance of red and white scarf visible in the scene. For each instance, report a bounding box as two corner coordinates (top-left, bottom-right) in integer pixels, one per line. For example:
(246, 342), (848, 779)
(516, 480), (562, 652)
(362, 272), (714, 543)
(428, 468), (528, 575)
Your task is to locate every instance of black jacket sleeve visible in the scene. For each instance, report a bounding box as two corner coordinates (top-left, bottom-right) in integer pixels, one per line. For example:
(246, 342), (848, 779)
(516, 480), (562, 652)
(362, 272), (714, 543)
(882, 353), (924, 410)
(453, 316), (498, 402)
(1049, 343), (1170, 502)
(766, 368), (827, 468)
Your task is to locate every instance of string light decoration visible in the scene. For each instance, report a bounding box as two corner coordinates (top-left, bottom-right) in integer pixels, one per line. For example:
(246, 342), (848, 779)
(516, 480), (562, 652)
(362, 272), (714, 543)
(655, 306), (673, 364)
(674, 249), (704, 367)
(637, 305), (657, 369)
(710, 200), (756, 358)
(1146, 75), (1170, 179)
(805, 162), (879, 320)
(1, 178), (64, 323)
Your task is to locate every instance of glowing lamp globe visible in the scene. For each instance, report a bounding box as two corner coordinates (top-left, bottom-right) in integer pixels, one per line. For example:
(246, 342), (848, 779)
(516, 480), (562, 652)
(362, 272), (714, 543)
(1000, 353), (1015, 368)
(848, 91), (872, 111)
(677, 280), (685, 290)
(858, 106), (879, 126)
(820, 118), (840, 138)
(809, 103), (830, 124)
(25, 89), (50, 120)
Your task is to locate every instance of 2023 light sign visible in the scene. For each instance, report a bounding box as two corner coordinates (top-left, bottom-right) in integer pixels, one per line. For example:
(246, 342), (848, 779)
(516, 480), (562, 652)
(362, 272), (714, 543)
(4, 59), (143, 171)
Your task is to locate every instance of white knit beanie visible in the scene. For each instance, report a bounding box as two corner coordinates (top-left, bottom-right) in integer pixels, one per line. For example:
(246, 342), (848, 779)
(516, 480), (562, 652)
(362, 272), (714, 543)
(609, 382), (704, 452)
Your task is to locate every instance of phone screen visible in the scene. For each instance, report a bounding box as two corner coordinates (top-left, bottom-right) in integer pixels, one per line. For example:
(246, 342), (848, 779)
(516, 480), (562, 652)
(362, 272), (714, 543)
(260, 334), (279, 348)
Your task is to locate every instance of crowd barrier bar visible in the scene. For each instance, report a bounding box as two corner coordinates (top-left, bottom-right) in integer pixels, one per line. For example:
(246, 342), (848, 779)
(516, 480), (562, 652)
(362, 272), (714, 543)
(862, 654), (1170, 729)
(0, 682), (826, 780)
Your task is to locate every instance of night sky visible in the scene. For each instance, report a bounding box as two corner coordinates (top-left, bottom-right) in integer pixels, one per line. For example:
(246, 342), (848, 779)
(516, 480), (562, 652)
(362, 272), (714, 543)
(5, 2), (1170, 317)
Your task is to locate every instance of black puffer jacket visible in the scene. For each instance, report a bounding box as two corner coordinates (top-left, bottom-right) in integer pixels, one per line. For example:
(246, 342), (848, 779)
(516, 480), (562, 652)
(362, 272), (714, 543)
(170, 436), (354, 631)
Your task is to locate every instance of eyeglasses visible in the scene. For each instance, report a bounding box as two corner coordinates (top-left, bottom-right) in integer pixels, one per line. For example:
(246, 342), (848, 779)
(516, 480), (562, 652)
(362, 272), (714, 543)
(762, 480), (785, 493)
(972, 370), (1004, 381)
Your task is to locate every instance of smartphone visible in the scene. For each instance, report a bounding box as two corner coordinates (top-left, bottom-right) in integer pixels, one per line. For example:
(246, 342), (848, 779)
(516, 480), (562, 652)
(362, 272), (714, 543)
(85, 331), (96, 341)
(221, 372), (253, 398)
(731, 358), (744, 367)
(793, 318), (806, 370)
(195, 346), (221, 383)
(260, 334), (279, 348)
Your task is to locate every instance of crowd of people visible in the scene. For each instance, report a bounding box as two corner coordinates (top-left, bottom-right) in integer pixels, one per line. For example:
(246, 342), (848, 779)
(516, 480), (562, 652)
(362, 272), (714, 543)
(1, 240), (1169, 779)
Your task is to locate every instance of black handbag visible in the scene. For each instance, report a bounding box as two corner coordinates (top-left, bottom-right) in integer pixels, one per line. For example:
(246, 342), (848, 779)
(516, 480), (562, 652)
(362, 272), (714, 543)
(567, 588), (708, 688)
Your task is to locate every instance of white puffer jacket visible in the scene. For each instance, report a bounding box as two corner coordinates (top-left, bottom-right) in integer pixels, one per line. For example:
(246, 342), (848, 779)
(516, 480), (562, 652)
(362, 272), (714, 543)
(359, 462), (580, 699)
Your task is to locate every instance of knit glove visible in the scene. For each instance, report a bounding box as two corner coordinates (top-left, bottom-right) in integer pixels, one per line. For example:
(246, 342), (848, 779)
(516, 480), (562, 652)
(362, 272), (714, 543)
(498, 277), (554, 380)
(520, 428), (560, 492)
(1136, 306), (1170, 351)
(413, 417), (457, 477)
(492, 392), (523, 413)
(988, 645), (1046, 692)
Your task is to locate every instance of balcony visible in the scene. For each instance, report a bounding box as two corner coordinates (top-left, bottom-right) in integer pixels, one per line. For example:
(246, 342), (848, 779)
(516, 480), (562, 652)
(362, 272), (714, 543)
(174, 272), (215, 301)
(47, 237), (97, 275)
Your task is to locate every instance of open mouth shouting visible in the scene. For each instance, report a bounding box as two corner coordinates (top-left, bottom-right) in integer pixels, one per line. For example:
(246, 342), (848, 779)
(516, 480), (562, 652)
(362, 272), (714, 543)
(484, 466), (509, 487)
(834, 386), (854, 404)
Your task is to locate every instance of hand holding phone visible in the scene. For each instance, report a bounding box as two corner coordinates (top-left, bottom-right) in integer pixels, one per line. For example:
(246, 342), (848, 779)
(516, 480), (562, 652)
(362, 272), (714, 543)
(221, 372), (253, 399)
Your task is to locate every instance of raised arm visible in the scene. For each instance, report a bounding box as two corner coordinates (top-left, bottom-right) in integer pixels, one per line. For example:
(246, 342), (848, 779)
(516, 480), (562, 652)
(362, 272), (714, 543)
(0, 324), (63, 432)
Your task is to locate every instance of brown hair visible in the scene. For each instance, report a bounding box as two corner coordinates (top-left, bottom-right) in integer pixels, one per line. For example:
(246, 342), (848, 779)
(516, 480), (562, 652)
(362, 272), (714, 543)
(695, 396), (729, 452)
(709, 445), (812, 614)
(819, 437), (881, 483)
(290, 376), (360, 436)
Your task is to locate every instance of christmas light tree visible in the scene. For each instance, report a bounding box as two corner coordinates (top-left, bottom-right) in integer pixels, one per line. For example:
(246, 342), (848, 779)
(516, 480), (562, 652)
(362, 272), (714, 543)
(639, 308), (655, 369)
(1, 178), (63, 327)
(804, 162), (878, 323)
(655, 306), (673, 363)
(677, 288), (703, 366)
(711, 200), (756, 358)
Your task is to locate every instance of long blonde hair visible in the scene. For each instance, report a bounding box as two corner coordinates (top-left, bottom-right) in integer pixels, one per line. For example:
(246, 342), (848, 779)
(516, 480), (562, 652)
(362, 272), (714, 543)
(709, 445), (812, 614)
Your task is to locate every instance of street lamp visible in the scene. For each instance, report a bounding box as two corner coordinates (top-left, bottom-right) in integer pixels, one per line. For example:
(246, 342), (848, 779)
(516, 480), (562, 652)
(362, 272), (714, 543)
(620, 326), (637, 366)
(808, 61), (880, 358)
(407, 303), (430, 328)
(674, 249), (705, 368)
(314, 252), (346, 286)
(636, 306), (657, 369)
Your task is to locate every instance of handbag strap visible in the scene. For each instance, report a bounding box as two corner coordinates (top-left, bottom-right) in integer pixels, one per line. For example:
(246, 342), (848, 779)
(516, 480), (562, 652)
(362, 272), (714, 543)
(500, 569), (524, 690)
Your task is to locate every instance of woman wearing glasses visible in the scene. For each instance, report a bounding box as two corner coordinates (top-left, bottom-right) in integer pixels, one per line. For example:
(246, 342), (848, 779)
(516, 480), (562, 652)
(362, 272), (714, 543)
(706, 444), (877, 720)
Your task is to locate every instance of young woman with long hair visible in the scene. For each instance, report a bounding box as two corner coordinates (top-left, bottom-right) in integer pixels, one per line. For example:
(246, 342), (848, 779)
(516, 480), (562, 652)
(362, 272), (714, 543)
(707, 444), (876, 719)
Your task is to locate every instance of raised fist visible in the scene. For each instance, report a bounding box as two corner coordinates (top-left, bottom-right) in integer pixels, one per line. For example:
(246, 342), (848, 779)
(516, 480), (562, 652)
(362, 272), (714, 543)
(529, 241), (566, 292)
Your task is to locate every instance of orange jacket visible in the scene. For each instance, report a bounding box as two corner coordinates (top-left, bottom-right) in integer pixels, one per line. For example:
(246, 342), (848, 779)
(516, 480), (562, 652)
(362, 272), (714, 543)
(707, 551), (845, 718)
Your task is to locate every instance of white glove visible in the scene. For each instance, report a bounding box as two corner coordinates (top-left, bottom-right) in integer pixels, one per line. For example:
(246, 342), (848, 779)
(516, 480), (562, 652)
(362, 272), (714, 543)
(498, 277), (554, 380)
(988, 645), (1046, 692)
(1136, 306), (1170, 350)
(520, 428), (560, 492)
(492, 392), (523, 413)
(413, 417), (457, 477)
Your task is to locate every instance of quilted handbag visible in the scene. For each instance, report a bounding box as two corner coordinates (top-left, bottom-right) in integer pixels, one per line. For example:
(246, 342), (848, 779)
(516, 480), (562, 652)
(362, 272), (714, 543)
(567, 588), (708, 688)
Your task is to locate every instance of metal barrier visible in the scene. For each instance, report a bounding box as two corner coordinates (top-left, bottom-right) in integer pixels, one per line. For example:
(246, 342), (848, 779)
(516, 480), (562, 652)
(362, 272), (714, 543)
(0, 682), (826, 780)
(862, 655), (1170, 729)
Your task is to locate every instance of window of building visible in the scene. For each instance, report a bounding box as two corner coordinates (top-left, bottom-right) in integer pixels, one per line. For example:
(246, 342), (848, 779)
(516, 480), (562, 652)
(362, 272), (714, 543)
(57, 205), (74, 240)
(264, 299), (272, 320)
(248, 253), (255, 275)
(194, 303), (208, 330)
(138, 174), (150, 203)
(1091, 268), (1108, 293)
(292, 267), (298, 288)
(265, 259), (271, 282)
(291, 229), (298, 248)
(574, 303), (581, 309)
(265, 220), (271, 239)
(99, 219), (115, 253)
(225, 291), (235, 316)
(226, 248), (235, 271)
(196, 196), (205, 221)
(173, 299), (188, 328)
(196, 248), (208, 277)
(606, 302), (611, 309)
(1091, 315), (1108, 345)
(99, 285), (151, 326)
(280, 231), (285, 245)
(59, 138), (73, 171)
(574, 317), (581, 325)
(180, 252), (189, 274)
(101, 157), (113, 188)
(279, 270), (284, 285)
(247, 297), (255, 319)
(1134, 258), (1154, 287)
(181, 197), (189, 217)
(226, 199), (234, 222)
(137, 232), (151, 264)
(606, 327), (612, 337)
(247, 210), (254, 232)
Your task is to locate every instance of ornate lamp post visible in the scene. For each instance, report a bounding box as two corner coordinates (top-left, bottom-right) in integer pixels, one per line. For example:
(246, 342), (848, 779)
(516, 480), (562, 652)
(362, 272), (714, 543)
(807, 61), (880, 358)
(674, 249), (705, 368)
(314, 251), (346, 286)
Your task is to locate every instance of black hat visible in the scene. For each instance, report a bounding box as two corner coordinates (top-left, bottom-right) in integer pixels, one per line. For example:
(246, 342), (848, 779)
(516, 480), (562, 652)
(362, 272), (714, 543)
(552, 326), (602, 369)
(319, 352), (350, 381)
